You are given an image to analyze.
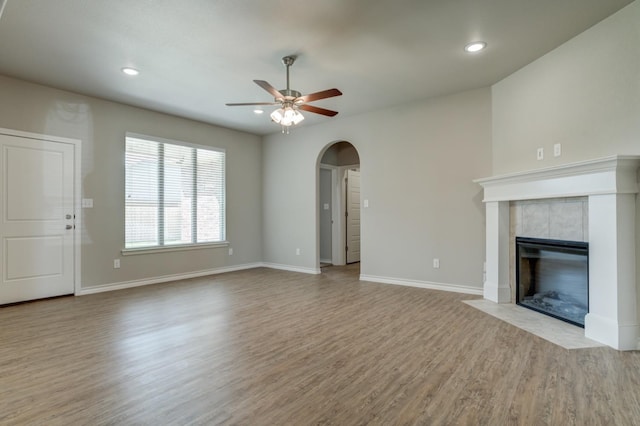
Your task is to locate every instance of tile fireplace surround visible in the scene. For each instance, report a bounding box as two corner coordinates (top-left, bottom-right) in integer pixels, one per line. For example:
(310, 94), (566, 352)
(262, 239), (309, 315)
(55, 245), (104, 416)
(475, 156), (640, 351)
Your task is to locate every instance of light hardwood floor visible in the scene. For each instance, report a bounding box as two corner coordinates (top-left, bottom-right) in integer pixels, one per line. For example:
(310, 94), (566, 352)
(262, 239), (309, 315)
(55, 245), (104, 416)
(1, 264), (639, 425)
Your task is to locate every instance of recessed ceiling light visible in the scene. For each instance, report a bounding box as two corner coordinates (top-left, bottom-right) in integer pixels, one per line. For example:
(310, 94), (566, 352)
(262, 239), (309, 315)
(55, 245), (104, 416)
(121, 67), (140, 76)
(253, 109), (264, 115)
(464, 41), (487, 53)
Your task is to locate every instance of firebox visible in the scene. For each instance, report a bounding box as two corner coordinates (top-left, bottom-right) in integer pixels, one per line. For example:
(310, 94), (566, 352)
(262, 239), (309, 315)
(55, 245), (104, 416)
(516, 237), (589, 327)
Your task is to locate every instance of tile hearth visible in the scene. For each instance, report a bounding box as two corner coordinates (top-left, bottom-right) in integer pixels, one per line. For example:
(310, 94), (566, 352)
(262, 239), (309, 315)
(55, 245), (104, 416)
(464, 299), (603, 350)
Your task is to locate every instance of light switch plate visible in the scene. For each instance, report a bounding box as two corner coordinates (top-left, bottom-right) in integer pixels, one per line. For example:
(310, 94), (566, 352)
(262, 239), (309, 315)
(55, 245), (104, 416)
(82, 198), (93, 208)
(554, 143), (561, 157)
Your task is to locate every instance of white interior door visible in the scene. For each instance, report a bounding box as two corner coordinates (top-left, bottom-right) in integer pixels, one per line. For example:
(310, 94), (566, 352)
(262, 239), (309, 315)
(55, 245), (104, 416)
(0, 133), (75, 304)
(346, 168), (360, 264)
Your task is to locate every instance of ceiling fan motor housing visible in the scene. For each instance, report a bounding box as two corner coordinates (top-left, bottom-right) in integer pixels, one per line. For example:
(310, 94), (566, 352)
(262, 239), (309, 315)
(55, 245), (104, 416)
(278, 89), (301, 100)
(282, 55), (296, 66)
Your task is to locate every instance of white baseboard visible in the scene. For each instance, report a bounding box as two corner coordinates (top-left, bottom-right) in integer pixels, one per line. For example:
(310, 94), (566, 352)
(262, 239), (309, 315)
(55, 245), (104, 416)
(77, 262), (263, 295)
(483, 281), (512, 303)
(79, 265), (476, 297)
(261, 262), (321, 275)
(359, 274), (483, 295)
(584, 312), (640, 351)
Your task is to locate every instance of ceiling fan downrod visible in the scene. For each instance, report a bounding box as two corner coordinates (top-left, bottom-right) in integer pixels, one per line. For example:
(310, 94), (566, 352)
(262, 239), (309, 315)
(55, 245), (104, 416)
(280, 56), (301, 99)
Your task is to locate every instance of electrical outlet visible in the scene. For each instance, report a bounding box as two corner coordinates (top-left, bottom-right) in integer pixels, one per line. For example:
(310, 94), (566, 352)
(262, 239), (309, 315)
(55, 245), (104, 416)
(113, 259), (120, 269)
(554, 143), (561, 157)
(537, 147), (544, 160)
(228, 248), (233, 256)
(296, 248), (301, 255)
(433, 258), (440, 269)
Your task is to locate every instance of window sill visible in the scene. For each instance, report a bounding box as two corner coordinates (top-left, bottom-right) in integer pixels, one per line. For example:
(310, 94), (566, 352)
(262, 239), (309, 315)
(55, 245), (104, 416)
(121, 241), (230, 256)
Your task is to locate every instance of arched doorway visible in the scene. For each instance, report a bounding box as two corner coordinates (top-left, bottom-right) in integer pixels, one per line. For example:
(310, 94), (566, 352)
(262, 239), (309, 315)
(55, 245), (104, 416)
(317, 141), (360, 269)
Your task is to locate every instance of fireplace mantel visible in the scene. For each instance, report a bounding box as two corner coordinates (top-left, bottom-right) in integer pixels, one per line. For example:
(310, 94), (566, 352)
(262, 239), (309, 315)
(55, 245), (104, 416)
(475, 155), (640, 350)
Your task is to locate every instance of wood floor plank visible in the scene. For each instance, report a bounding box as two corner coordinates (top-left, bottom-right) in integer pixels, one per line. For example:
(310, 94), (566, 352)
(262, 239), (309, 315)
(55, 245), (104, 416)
(1, 264), (640, 425)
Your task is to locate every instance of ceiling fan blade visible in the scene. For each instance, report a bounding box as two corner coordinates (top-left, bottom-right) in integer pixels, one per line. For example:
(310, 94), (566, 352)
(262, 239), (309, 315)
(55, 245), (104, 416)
(297, 88), (342, 103)
(298, 104), (339, 117)
(225, 102), (278, 106)
(254, 80), (283, 99)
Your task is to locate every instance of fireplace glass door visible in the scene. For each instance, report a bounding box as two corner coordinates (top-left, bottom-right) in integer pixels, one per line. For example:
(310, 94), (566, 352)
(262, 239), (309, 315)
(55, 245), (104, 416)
(516, 237), (588, 327)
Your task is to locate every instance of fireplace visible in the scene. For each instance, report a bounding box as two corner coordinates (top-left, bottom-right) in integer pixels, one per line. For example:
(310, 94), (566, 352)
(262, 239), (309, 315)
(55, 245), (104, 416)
(474, 155), (640, 350)
(516, 237), (588, 327)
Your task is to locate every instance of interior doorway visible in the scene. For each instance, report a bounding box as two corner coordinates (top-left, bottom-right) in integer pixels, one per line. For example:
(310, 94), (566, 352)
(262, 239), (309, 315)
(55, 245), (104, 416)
(317, 141), (360, 269)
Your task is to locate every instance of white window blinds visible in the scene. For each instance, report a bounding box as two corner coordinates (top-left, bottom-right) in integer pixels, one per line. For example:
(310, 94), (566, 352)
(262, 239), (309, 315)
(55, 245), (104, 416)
(125, 135), (225, 249)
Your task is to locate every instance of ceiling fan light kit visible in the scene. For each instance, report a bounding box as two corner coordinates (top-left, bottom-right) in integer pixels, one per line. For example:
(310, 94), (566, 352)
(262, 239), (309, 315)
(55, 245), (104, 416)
(270, 106), (304, 126)
(226, 55), (342, 134)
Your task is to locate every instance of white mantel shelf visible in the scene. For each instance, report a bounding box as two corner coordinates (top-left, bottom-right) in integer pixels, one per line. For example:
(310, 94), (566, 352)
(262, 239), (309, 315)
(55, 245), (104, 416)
(474, 155), (640, 202)
(475, 155), (640, 351)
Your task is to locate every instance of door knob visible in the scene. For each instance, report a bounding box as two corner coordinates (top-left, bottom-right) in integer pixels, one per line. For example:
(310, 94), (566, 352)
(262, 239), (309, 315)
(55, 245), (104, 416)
(66, 214), (72, 219)
(66, 224), (73, 230)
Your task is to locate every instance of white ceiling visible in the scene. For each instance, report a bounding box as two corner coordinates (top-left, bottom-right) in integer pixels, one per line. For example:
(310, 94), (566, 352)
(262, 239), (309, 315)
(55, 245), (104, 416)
(0, 0), (633, 135)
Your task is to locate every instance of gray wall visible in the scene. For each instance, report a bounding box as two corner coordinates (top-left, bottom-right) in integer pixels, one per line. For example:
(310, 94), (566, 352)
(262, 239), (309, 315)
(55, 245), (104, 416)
(321, 141), (360, 166)
(319, 168), (332, 262)
(491, 1), (640, 318)
(263, 87), (492, 288)
(0, 75), (262, 289)
(492, 1), (640, 175)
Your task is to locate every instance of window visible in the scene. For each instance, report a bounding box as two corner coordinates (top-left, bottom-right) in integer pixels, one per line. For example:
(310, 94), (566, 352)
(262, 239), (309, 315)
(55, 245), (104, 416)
(125, 134), (225, 250)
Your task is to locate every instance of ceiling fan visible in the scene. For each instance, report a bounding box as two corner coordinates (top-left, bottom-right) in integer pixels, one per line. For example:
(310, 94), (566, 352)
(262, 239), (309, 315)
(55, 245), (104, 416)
(226, 55), (342, 133)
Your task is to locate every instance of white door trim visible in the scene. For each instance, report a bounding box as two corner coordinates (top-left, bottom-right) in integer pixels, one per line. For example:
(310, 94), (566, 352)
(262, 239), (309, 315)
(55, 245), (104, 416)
(318, 165), (335, 265)
(320, 164), (344, 265)
(0, 127), (82, 296)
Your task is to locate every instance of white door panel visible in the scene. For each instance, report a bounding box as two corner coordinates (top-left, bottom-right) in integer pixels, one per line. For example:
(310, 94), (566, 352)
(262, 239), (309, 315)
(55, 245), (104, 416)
(1, 134), (75, 304)
(346, 169), (360, 264)
(6, 236), (64, 279)
(7, 147), (66, 220)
